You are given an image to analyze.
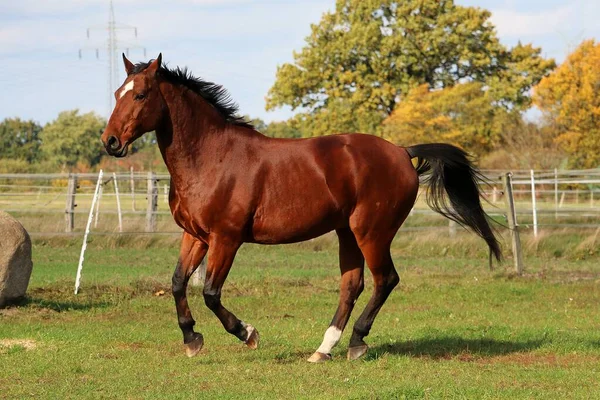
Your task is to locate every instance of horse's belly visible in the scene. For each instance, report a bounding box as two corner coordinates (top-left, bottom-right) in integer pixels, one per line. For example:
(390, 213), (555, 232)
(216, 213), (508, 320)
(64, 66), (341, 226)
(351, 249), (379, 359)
(250, 199), (345, 244)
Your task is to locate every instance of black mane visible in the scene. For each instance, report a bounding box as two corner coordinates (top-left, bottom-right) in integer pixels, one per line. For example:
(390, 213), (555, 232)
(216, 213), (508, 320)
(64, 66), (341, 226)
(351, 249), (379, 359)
(132, 60), (253, 129)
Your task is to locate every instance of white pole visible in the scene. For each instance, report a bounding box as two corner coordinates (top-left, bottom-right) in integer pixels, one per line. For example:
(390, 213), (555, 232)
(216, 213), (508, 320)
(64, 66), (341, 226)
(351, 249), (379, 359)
(163, 184), (168, 205)
(530, 169), (538, 237)
(191, 258), (207, 287)
(113, 172), (123, 233)
(94, 183), (103, 228)
(130, 166), (136, 211)
(75, 170), (103, 294)
(554, 168), (558, 217)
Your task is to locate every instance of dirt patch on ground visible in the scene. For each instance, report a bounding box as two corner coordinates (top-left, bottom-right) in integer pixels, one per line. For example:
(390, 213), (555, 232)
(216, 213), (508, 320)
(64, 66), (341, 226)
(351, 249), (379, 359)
(0, 339), (37, 350)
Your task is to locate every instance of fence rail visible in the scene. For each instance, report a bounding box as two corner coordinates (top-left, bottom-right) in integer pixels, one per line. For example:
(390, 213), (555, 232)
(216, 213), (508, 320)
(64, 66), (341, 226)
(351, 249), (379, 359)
(1, 168), (599, 237)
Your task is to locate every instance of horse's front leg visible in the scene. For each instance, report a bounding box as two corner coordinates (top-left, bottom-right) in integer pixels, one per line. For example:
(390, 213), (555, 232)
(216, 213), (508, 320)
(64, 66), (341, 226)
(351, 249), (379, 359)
(172, 232), (208, 357)
(203, 236), (259, 349)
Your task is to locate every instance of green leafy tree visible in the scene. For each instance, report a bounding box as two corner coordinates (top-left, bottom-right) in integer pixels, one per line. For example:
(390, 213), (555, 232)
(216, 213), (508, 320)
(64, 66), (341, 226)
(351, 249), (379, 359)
(40, 110), (106, 168)
(264, 120), (302, 139)
(244, 116), (269, 133)
(244, 116), (303, 138)
(267, 0), (554, 136)
(0, 118), (43, 163)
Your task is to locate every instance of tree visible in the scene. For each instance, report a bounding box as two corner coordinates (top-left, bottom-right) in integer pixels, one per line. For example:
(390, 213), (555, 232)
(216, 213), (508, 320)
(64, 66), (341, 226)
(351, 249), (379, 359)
(263, 120), (302, 139)
(383, 83), (501, 154)
(0, 118), (43, 163)
(244, 116), (269, 133)
(534, 40), (600, 168)
(40, 110), (106, 168)
(244, 116), (303, 138)
(266, 0), (554, 136)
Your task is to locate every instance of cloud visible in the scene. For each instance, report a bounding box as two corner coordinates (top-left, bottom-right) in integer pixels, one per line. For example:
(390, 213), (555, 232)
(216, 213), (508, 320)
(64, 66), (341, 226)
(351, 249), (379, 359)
(0, 0), (333, 124)
(0, 0), (253, 15)
(489, 5), (576, 38)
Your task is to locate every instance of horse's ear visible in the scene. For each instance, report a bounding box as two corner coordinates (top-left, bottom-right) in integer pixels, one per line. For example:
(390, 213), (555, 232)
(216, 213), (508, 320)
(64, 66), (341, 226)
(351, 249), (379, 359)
(147, 53), (162, 75)
(122, 53), (134, 75)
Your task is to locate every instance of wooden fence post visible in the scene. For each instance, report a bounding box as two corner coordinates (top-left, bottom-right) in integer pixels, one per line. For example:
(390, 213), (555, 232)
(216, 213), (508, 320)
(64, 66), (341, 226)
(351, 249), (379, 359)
(65, 173), (77, 233)
(146, 172), (158, 232)
(503, 173), (524, 275)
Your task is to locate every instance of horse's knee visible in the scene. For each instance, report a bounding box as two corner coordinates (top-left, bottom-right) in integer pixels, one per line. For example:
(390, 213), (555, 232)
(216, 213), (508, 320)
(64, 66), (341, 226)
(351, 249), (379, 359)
(172, 271), (186, 296)
(203, 290), (220, 310)
(386, 270), (400, 290)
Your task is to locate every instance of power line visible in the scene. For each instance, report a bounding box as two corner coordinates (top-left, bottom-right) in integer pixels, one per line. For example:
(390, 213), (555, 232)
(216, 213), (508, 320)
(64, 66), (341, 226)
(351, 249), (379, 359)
(79, 0), (146, 117)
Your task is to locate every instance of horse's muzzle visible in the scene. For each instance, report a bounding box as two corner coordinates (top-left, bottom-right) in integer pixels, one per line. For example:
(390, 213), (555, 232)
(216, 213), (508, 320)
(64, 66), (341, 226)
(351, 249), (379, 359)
(104, 135), (128, 157)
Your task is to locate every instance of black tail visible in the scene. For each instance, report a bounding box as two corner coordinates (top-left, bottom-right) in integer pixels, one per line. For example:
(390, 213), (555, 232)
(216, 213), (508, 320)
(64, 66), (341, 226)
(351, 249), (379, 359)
(406, 143), (502, 261)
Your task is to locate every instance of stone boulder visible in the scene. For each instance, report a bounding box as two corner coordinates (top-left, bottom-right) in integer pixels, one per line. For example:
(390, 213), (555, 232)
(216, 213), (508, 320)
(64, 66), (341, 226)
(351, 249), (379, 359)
(0, 211), (33, 307)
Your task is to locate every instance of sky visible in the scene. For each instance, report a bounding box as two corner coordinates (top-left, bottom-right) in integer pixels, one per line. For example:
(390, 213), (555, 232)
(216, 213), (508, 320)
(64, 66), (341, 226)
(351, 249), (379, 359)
(1, 0), (599, 125)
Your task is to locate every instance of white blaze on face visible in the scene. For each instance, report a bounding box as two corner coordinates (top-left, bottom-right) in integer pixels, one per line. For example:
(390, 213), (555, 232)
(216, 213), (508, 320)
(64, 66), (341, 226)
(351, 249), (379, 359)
(316, 326), (342, 354)
(119, 80), (134, 99)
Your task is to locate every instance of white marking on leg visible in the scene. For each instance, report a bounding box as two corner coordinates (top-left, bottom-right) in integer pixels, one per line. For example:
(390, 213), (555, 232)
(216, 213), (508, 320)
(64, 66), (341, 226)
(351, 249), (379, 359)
(316, 326), (342, 355)
(119, 80), (134, 99)
(241, 321), (255, 341)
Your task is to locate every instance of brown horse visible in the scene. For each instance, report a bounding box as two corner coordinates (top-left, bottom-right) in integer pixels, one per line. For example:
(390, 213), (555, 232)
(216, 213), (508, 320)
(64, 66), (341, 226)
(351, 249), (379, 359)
(102, 54), (501, 362)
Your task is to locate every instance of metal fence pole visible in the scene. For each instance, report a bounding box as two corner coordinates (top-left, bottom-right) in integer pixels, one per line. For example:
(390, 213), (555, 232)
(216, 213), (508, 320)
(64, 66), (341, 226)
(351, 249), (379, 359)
(191, 258), (207, 287)
(65, 173), (77, 233)
(93, 182), (103, 228)
(554, 168), (558, 219)
(530, 169), (538, 237)
(448, 220), (457, 237)
(113, 172), (123, 233)
(130, 166), (136, 211)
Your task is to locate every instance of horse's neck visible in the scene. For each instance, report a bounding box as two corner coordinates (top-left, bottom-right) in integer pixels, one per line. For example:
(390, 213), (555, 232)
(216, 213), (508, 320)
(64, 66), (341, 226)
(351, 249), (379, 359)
(155, 83), (260, 187)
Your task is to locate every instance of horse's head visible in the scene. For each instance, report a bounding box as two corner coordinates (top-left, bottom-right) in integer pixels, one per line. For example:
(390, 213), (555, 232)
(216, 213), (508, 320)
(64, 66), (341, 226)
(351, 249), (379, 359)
(101, 54), (166, 157)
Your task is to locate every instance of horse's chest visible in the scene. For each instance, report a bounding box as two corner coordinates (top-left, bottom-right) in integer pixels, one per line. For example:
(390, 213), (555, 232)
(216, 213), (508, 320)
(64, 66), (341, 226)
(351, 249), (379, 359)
(169, 186), (210, 241)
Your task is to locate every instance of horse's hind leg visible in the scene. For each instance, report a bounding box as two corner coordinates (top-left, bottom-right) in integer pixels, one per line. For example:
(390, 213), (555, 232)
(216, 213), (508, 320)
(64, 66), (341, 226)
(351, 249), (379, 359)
(347, 240), (399, 361)
(203, 236), (259, 349)
(172, 232), (208, 357)
(307, 228), (365, 363)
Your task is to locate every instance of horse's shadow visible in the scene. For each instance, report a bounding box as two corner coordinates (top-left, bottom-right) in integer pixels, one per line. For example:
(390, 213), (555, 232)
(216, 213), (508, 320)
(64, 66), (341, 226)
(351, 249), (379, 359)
(7, 296), (112, 312)
(366, 336), (545, 361)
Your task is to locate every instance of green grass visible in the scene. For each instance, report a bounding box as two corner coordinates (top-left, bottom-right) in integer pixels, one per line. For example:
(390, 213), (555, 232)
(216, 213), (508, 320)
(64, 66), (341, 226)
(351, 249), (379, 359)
(2, 234), (600, 399)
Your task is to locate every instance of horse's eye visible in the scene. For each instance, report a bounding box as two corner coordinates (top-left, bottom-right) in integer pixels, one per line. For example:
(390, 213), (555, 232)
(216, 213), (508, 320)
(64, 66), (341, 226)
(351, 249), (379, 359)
(134, 93), (146, 101)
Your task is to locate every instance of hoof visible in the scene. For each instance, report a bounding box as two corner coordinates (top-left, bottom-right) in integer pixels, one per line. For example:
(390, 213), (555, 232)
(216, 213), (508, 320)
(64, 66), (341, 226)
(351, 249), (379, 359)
(244, 325), (260, 350)
(347, 344), (368, 361)
(184, 333), (204, 358)
(307, 351), (332, 363)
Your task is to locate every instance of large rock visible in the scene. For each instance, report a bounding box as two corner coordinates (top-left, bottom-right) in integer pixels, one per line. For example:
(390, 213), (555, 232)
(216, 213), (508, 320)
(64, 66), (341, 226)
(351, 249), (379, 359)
(0, 211), (33, 307)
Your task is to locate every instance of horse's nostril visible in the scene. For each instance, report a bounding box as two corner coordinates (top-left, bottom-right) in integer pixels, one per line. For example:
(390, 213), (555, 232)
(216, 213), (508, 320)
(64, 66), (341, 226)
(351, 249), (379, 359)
(107, 136), (120, 150)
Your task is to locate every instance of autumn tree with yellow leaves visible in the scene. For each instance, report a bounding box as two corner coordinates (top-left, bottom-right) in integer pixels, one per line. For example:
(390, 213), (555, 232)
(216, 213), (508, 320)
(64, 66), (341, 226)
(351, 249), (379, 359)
(534, 40), (600, 168)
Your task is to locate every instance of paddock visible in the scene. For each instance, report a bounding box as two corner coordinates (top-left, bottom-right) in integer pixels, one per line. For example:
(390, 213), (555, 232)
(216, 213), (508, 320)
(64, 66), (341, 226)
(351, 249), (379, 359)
(1, 231), (599, 398)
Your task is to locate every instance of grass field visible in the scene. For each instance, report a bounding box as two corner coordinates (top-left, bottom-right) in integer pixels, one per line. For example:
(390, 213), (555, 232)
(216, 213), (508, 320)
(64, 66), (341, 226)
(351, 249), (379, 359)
(1, 232), (600, 399)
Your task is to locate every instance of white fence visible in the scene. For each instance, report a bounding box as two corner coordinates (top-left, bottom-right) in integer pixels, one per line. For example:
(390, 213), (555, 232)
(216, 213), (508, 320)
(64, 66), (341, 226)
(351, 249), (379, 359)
(0, 168), (599, 236)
